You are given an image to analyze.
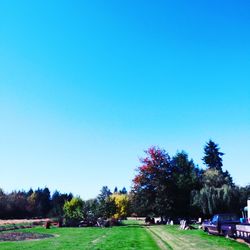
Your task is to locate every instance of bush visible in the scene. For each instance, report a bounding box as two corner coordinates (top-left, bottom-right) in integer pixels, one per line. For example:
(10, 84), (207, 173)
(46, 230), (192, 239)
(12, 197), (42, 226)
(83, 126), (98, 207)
(63, 197), (84, 226)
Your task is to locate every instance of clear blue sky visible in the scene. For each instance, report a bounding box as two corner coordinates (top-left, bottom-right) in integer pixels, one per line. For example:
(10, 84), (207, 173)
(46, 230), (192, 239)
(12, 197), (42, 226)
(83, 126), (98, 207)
(0, 1), (249, 199)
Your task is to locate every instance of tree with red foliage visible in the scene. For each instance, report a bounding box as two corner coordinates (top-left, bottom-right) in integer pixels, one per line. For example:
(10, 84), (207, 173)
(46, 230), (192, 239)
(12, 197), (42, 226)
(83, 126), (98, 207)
(132, 147), (174, 218)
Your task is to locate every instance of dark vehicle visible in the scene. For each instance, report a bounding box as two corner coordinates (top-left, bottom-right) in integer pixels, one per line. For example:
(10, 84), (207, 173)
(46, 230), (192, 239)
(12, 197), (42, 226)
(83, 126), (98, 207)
(236, 224), (250, 242)
(235, 204), (250, 242)
(202, 214), (240, 237)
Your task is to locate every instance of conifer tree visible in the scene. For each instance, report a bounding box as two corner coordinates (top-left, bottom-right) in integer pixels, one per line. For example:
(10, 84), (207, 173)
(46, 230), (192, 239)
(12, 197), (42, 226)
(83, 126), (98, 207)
(202, 140), (224, 172)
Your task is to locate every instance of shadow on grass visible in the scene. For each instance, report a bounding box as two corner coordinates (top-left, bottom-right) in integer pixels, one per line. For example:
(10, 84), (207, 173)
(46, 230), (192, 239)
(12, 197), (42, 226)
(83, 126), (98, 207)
(120, 221), (145, 228)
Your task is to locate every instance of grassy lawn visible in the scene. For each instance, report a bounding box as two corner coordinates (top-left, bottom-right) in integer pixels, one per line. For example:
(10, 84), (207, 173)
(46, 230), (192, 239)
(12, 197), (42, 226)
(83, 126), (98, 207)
(0, 220), (249, 250)
(146, 224), (249, 250)
(0, 220), (158, 250)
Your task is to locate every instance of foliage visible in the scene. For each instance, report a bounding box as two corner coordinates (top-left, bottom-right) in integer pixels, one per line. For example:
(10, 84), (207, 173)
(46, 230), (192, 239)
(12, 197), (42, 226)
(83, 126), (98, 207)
(96, 186), (116, 218)
(131, 141), (247, 218)
(0, 187), (73, 220)
(192, 185), (240, 216)
(171, 151), (202, 217)
(202, 140), (224, 172)
(238, 185), (250, 208)
(110, 193), (129, 219)
(119, 187), (127, 194)
(132, 146), (174, 217)
(31, 188), (51, 217)
(98, 186), (112, 201)
(191, 140), (238, 216)
(202, 169), (230, 188)
(63, 197), (84, 226)
(50, 191), (73, 217)
(132, 148), (203, 218)
(82, 198), (99, 219)
(0, 140), (248, 221)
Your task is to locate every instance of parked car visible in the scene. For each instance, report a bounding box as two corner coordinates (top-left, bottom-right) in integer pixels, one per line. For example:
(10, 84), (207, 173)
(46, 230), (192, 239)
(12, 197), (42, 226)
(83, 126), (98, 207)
(202, 213), (240, 237)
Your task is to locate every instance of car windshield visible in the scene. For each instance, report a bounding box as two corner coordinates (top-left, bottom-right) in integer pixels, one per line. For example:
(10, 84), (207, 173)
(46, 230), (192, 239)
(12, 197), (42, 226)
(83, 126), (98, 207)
(211, 215), (218, 223)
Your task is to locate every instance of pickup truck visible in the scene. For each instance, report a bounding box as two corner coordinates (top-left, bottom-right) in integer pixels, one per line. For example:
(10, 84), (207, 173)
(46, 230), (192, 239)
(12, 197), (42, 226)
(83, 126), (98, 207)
(202, 213), (240, 237)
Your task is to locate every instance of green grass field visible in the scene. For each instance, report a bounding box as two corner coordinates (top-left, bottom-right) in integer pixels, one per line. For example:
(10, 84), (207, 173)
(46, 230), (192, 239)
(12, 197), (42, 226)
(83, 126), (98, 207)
(0, 220), (249, 250)
(146, 224), (249, 250)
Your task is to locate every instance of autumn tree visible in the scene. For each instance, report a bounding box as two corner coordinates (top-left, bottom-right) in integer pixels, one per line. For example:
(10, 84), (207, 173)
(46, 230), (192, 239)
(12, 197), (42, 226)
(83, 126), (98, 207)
(132, 147), (174, 218)
(110, 193), (129, 219)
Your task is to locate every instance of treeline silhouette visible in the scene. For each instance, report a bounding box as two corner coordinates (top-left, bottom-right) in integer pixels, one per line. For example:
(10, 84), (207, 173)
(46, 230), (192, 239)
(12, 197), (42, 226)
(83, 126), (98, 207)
(0, 188), (72, 219)
(131, 140), (250, 218)
(1, 140), (249, 221)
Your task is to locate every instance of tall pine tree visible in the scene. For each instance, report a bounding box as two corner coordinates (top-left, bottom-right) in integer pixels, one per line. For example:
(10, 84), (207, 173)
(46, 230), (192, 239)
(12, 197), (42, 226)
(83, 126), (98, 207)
(202, 140), (224, 172)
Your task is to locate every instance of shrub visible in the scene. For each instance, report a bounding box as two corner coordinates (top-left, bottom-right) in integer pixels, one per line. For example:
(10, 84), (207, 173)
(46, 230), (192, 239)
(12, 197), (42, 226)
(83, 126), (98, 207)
(63, 197), (84, 226)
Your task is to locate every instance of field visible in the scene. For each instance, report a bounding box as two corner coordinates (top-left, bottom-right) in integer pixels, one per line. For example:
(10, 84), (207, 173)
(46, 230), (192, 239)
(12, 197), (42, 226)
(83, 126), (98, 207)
(0, 220), (249, 250)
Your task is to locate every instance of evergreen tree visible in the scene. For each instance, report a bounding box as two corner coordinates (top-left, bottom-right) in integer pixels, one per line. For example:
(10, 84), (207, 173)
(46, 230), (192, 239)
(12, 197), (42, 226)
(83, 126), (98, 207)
(191, 140), (237, 216)
(97, 186), (115, 218)
(120, 187), (127, 194)
(51, 191), (72, 217)
(171, 151), (202, 217)
(98, 186), (111, 201)
(202, 140), (224, 172)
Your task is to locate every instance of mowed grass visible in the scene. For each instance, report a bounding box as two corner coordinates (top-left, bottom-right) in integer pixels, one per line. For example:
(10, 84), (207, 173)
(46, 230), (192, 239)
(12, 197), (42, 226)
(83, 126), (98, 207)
(0, 220), (249, 250)
(0, 220), (158, 250)
(146, 224), (249, 250)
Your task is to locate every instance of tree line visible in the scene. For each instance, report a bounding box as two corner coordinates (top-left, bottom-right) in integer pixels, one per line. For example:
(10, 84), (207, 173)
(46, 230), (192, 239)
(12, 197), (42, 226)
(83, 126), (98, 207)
(0, 185), (129, 223)
(0, 140), (249, 222)
(63, 186), (129, 226)
(0, 188), (72, 219)
(131, 140), (250, 219)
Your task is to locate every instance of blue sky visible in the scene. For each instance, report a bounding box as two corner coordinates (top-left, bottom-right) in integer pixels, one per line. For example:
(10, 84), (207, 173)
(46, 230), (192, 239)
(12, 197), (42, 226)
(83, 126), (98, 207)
(0, 1), (249, 199)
